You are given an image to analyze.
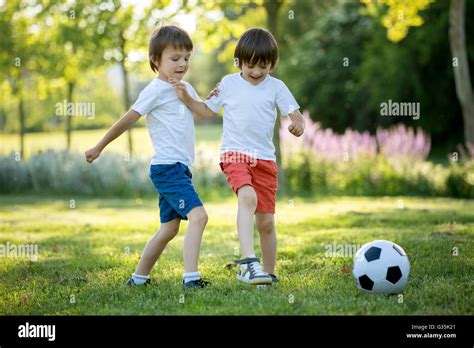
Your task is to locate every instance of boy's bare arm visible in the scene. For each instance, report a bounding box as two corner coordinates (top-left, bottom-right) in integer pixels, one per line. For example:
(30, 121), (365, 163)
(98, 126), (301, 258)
(168, 78), (215, 120)
(184, 96), (215, 120)
(85, 109), (141, 163)
(287, 109), (305, 137)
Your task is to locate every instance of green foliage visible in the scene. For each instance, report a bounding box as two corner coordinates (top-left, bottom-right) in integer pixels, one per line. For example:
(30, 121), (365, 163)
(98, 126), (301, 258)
(0, 70), (123, 133)
(357, 0), (464, 143)
(361, 0), (433, 42)
(278, 0), (468, 147)
(1, 0), (469, 152)
(283, 150), (474, 198)
(446, 161), (474, 198)
(279, 0), (375, 132)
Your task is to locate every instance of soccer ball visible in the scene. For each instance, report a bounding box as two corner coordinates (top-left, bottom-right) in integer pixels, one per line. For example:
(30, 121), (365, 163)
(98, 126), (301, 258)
(353, 240), (410, 294)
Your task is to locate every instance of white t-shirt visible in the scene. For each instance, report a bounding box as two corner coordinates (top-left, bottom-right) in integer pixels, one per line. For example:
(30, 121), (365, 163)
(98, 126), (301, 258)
(131, 78), (200, 167)
(204, 72), (299, 161)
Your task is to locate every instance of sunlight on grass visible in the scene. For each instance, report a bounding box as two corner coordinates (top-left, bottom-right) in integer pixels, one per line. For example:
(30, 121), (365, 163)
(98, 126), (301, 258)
(0, 195), (473, 315)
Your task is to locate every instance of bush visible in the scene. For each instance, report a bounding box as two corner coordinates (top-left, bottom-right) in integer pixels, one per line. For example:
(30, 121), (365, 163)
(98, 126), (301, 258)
(280, 112), (472, 198)
(0, 132), (472, 199)
(446, 161), (474, 198)
(283, 152), (452, 197)
(0, 149), (230, 198)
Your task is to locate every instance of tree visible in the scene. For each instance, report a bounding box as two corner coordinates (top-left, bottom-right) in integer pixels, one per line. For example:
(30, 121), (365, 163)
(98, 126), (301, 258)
(100, 0), (173, 158)
(101, 2), (139, 158)
(362, 0), (474, 145)
(0, 0), (41, 158)
(41, 0), (112, 150)
(279, 1), (375, 132)
(449, 0), (474, 146)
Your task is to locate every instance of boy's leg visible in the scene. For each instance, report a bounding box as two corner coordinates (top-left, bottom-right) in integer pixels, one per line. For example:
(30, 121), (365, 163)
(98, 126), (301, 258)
(234, 192), (272, 284)
(134, 218), (181, 276)
(220, 156), (271, 284)
(237, 185), (258, 258)
(255, 212), (276, 274)
(183, 206), (208, 273)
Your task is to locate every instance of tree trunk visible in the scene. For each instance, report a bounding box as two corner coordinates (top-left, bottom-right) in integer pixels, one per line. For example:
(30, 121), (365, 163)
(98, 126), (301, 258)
(449, 0), (474, 145)
(18, 96), (25, 158)
(264, 0), (286, 193)
(66, 81), (74, 151)
(120, 36), (133, 158)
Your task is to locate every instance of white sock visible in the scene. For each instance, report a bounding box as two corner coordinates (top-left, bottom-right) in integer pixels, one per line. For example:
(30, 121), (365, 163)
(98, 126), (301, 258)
(183, 271), (201, 283)
(132, 273), (150, 285)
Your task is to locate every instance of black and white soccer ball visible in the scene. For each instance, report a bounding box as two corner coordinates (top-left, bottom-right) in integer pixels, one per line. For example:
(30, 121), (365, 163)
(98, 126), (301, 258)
(353, 240), (410, 294)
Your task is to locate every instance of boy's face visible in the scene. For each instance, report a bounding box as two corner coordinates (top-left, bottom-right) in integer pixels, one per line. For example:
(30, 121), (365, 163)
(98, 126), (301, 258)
(240, 61), (272, 85)
(154, 45), (191, 82)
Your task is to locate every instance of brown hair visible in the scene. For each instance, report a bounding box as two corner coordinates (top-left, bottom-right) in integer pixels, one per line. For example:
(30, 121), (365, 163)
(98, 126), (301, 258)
(234, 28), (279, 70)
(148, 25), (193, 73)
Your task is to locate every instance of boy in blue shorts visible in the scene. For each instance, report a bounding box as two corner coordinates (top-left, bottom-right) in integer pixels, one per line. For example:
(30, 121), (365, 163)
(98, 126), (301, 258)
(171, 28), (305, 285)
(85, 25), (210, 289)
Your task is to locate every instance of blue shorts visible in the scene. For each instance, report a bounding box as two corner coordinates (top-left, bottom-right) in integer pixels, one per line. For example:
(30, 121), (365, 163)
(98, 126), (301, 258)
(150, 162), (203, 223)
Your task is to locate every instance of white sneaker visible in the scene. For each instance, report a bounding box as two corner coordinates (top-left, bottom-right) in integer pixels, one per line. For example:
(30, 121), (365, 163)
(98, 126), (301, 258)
(235, 257), (272, 285)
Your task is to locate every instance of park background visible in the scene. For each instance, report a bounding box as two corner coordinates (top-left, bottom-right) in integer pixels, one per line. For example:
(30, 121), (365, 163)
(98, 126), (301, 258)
(0, 0), (473, 315)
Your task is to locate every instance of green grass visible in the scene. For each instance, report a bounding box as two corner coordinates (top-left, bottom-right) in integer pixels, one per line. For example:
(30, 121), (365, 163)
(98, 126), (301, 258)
(0, 124), (222, 159)
(0, 195), (473, 315)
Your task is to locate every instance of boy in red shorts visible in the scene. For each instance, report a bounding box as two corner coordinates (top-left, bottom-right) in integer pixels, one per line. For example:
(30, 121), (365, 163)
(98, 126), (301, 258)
(170, 28), (305, 285)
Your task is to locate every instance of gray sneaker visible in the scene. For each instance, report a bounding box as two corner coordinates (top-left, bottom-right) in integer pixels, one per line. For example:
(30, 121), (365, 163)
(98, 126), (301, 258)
(235, 257), (272, 285)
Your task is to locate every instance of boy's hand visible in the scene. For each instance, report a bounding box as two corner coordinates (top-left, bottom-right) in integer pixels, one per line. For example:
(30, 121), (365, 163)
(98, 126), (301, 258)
(85, 146), (101, 163)
(169, 78), (190, 102)
(206, 82), (220, 100)
(288, 120), (304, 137)
(288, 110), (305, 137)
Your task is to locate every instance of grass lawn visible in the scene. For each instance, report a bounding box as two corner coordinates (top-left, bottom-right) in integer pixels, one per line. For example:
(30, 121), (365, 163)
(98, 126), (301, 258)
(0, 195), (473, 315)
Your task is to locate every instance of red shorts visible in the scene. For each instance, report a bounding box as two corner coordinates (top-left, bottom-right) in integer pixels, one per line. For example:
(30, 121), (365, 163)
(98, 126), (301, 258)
(219, 151), (278, 214)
